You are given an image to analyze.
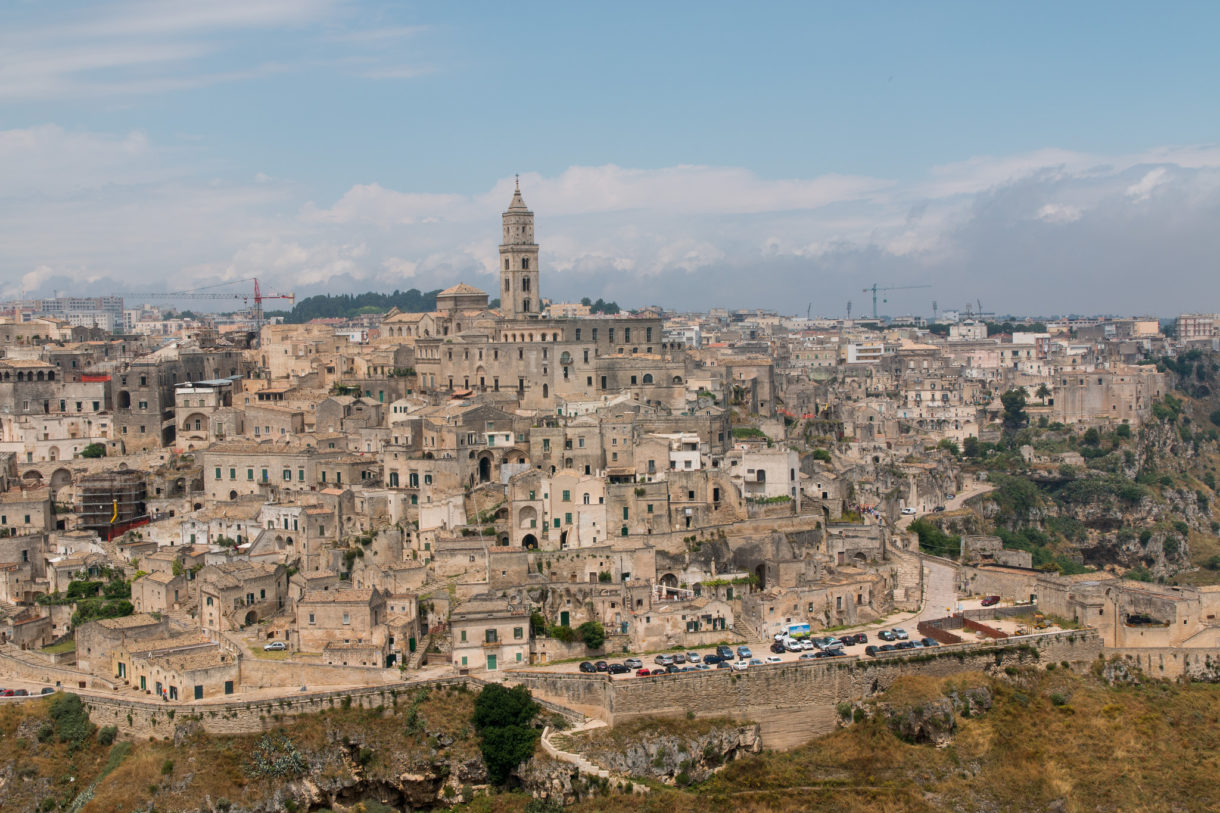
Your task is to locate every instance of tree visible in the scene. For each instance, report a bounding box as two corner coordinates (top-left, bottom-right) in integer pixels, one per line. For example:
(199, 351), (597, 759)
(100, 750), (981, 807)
(937, 438), (960, 457)
(1081, 427), (1101, 446)
(1035, 383), (1051, 404)
(963, 436), (982, 459)
(1000, 389), (1029, 432)
(80, 443), (106, 458)
(576, 620), (605, 650)
(473, 684), (540, 785)
(810, 448), (832, 463)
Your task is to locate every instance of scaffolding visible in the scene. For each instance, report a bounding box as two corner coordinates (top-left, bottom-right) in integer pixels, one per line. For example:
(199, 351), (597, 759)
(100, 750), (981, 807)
(76, 470), (148, 534)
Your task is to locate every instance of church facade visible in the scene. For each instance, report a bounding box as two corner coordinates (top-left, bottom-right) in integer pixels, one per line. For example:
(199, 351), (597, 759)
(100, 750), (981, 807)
(380, 185), (691, 410)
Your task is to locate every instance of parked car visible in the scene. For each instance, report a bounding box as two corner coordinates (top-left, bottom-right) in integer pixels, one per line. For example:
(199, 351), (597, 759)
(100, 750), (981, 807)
(704, 654), (722, 665)
(893, 628), (909, 640)
(716, 645), (734, 660)
(855, 633), (870, 645)
(901, 507), (917, 515)
(1, 689), (15, 697)
(736, 646), (752, 660)
(799, 652), (818, 660)
(731, 660), (748, 671)
(579, 661), (596, 673)
(920, 637), (940, 647)
(40, 687), (55, 695)
(946, 494), (956, 500)
(625, 658), (643, 669)
(765, 655), (783, 664)
(695, 663), (710, 670)
(655, 654), (674, 666)
(895, 641), (916, 650)
(636, 668), (651, 676)
(878, 630), (896, 641)
(716, 660), (731, 669)
(686, 651), (701, 663)
(607, 663), (629, 675)
(264, 641), (288, 651)
(672, 653), (687, 664)
(799, 639), (816, 651)
(665, 664), (680, 674)
(784, 639), (803, 652)
(770, 642), (786, 654)
(932, 505), (946, 513)
(748, 658), (764, 667)
(981, 595), (1001, 607)
(878, 644), (897, 652)
(864, 645), (879, 657)
(13, 689), (28, 696)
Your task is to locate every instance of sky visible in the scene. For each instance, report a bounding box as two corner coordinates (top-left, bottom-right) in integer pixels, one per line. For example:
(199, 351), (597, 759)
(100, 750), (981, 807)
(2, 1), (1219, 318)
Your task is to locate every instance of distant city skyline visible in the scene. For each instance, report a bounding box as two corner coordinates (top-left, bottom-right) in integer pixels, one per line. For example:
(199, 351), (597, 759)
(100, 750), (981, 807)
(2, 1), (1219, 316)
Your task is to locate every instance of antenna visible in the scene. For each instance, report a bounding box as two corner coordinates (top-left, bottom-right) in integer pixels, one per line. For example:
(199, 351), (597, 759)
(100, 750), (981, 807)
(932, 300), (938, 322)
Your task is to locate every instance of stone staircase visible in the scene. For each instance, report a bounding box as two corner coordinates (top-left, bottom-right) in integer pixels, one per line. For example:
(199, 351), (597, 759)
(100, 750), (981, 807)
(404, 631), (434, 670)
(540, 720), (649, 795)
(733, 614), (766, 644)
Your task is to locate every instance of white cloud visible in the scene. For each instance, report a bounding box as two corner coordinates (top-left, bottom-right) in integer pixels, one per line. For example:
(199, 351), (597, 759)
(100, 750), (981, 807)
(4, 126), (1220, 316)
(1126, 168), (1169, 201)
(1035, 203), (1083, 223)
(0, 0), (428, 99)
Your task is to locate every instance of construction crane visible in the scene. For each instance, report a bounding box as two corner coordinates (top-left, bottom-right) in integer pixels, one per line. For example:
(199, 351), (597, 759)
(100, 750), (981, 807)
(861, 283), (932, 320)
(132, 277), (295, 336)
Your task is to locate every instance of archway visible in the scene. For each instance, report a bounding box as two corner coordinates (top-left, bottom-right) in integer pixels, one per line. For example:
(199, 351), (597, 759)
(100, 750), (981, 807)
(478, 455), (492, 483)
(118, 391), (131, 409)
(50, 468), (72, 500)
(229, 490), (238, 500)
(522, 534), (538, 550)
(47, 446), (59, 461)
(244, 610), (258, 626)
(754, 563), (767, 590)
(660, 573), (678, 588)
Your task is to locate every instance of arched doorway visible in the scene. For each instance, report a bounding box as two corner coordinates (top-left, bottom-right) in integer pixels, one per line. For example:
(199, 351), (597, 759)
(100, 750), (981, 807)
(660, 573), (678, 588)
(229, 490), (238, 500)
(478, 455), (491, 483)
(244, 610), (257, 626)
(754, 564), (766, 590)
(522, 534), (538, 550)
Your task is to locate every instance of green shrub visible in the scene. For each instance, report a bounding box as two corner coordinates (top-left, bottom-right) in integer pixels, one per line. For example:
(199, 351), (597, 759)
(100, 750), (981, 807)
(98, 725), (118, 746)
(47, 693), (95, 749)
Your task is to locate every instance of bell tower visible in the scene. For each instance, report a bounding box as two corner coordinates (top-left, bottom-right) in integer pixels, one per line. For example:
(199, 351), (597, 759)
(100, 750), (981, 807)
(499, 177), (540, 319)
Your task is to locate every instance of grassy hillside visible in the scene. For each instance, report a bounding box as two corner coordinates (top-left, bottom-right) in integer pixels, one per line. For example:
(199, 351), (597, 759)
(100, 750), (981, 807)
(458, 664), (1220, 813)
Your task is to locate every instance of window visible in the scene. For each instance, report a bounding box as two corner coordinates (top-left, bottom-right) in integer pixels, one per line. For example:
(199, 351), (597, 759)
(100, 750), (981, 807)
(214, 467), (222, 480)
(247, 468), (254, 480)
(282, 469), (291, 481)
(342, 612), (350, 625)
(562, 489), (570, 502)
(522, 258), (530, 270)
(485, 629), (498, 643)
(229, 468), (236, 480)
(460, 630), (467, 642)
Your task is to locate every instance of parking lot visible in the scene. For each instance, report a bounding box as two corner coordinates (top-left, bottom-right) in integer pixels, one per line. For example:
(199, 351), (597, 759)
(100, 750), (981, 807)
(531, 626), (946, 678)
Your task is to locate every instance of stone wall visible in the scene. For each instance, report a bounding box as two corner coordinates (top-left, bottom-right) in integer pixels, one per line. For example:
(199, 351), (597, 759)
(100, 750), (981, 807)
(0, 646), (116, 690)
(1109, 647), (1220, 680)
(79, 676), (478, 741)
(238, 657), (401, 690)
(510, 629), (1102, 749)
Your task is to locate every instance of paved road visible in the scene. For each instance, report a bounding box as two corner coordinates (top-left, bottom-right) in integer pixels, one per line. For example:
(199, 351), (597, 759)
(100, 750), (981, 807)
(895, 478), (994, 532)
(917, 557), (959, 623)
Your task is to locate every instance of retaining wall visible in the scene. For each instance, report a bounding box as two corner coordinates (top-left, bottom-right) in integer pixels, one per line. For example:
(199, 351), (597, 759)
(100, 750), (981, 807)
(1109, 647), (1220, 680)
(511, 629), (1102, 749)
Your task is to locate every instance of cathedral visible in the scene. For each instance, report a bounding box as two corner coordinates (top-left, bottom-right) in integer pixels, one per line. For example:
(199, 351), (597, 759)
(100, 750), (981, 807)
(380, 184), (690, 410)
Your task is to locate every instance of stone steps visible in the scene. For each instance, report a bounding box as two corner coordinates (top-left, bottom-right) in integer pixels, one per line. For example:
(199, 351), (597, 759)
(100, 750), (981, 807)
(540, 722), (649, 795)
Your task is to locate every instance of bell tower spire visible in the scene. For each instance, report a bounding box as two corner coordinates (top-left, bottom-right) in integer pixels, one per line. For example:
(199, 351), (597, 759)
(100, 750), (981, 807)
(499, 179), (539, 319)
